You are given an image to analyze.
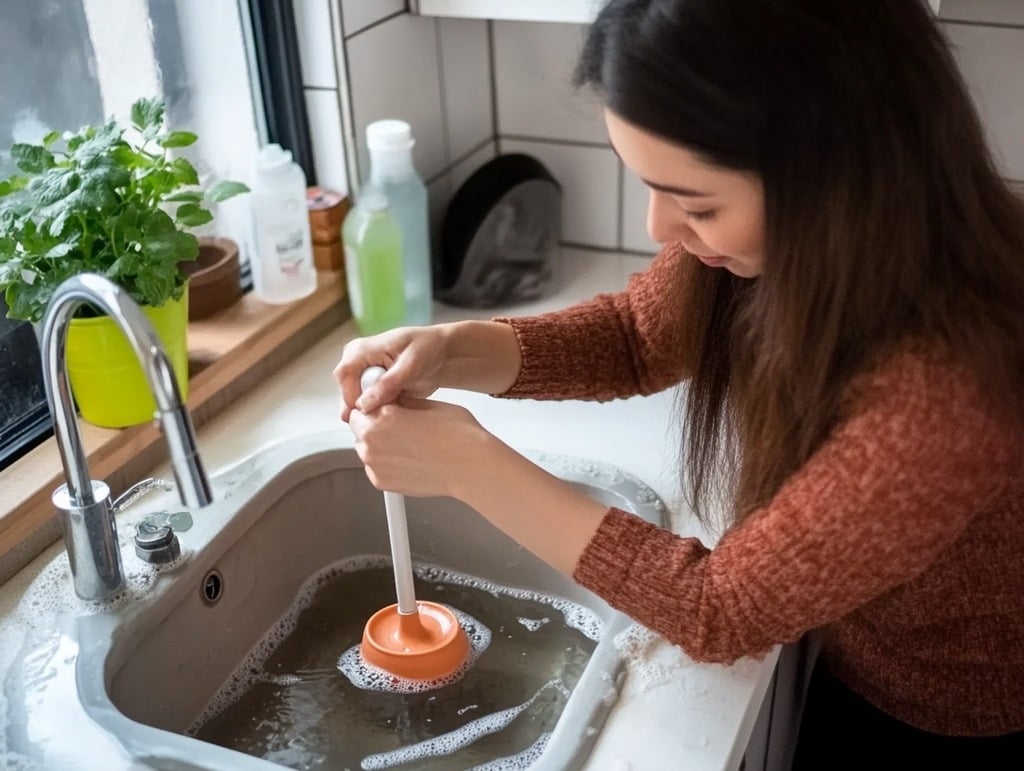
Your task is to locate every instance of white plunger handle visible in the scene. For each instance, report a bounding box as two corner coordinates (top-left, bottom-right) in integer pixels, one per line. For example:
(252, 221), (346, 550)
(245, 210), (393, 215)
(360, 366), (418, 616)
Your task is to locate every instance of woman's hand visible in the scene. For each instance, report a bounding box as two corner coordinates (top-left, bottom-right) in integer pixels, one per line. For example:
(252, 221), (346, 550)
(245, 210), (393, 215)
(348, 395), (609, 576)
(333, 321), (523, 421)
(334, 327), (449, 421)
(347, 397), (491, 498)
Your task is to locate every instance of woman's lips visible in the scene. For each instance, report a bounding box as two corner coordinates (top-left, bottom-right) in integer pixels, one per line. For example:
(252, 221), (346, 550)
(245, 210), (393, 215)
(693, 252), (729, 267)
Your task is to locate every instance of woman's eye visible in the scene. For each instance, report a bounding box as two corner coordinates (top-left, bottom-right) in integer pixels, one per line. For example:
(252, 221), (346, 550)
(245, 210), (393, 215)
(684, 209), (717, 222)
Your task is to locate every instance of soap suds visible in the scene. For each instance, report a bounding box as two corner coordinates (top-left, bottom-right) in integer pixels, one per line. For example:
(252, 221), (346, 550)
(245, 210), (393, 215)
(359, 680), (568, 770)
(613, 623), (700, 694)
(336, 606), (491, 694)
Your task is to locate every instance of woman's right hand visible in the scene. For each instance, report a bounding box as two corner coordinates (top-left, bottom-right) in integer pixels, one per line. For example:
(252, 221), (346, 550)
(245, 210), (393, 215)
(334, 326), (449, 420)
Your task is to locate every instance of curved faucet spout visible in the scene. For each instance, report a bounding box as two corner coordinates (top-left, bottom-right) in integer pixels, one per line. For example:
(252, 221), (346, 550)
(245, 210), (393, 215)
(40, 274), (212, 600)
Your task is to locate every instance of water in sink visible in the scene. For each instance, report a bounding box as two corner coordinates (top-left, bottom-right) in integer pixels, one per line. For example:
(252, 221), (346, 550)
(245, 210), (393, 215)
(187, 557), (603, 770)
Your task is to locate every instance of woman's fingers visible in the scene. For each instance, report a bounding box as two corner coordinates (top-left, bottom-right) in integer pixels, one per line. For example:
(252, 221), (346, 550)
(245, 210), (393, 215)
(357, 356), (416, 412)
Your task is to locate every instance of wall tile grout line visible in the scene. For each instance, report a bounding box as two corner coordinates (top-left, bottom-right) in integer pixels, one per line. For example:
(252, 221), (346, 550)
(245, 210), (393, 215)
(330, 0), (363, 193)
(561, 240), (656, 258)
(425, 136), (495, 186)
(433, 17), (452, 172)
(486, 20), (500, 142)
(499, 134), (612, 150)
(344, 9), (406, 41)
(940, 19), (1024, 30)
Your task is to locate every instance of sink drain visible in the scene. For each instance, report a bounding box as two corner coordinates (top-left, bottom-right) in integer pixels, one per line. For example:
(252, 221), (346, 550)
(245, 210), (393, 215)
(201, 569), (223, 605)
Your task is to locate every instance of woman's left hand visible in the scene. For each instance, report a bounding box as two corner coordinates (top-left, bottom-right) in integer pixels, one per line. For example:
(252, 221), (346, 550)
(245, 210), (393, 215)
(350, 395), (610, 576)
(347, 397), (492, 499)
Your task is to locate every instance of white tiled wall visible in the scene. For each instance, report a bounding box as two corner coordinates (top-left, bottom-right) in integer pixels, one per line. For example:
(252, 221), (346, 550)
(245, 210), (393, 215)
(492, 22), (605, 144)
(303, 88), (348, 193)
(293, 0), (336, 89)
(294, 3), (1024, 262)
(293, 0), (349, 194)
(502, 138), (619, 248)
(940, 0), (1024, 26)
(346, 15), (447, 181)
(294, 3), (496, 245)
(438, 19), (493, 164)
(339, 0), (404, 38)
(492, 21), (622, 251)
(943, 21), (1024, 180)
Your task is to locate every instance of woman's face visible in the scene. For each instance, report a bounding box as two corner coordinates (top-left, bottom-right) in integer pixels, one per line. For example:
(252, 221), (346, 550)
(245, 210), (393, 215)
(605, 109), (766, 278)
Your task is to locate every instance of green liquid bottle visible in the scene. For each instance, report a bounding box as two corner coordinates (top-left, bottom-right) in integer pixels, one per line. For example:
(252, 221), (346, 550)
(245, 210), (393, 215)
(342, 192), (407, 335)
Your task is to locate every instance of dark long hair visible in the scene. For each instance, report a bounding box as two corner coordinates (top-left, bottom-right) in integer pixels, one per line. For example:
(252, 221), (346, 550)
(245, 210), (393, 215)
(576, 0), (1024, 526)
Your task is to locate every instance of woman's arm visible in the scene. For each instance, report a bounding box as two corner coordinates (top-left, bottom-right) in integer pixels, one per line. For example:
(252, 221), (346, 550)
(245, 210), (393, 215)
(338, 243), (694, 412)
(494, 242), (695, 402)
(367, 347), (1018, 666)
(432, 320), (523, 395)
(570, 348), (1020, 663)
(449, 431), (611, 574)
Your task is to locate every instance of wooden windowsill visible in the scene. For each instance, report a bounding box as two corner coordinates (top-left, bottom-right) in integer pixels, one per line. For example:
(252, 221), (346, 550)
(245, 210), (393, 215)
(0, 272), (350, 584)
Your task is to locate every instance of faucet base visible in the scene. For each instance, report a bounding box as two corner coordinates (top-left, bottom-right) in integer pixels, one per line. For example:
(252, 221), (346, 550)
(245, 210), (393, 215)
(53, 480), (124, 601)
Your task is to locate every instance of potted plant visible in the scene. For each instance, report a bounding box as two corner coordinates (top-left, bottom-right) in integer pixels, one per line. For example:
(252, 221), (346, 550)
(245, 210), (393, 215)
(0, 96), (248, 428)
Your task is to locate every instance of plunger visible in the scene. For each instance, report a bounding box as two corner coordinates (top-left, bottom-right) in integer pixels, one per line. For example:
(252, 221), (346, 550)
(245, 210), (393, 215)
(358, 366), (471, 681)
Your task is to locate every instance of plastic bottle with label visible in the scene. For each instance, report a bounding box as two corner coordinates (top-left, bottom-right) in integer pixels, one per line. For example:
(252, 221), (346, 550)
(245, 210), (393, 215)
(363, 120), (432, 325)
(250, 143), (317, 304)
(342, 191), (407, 335)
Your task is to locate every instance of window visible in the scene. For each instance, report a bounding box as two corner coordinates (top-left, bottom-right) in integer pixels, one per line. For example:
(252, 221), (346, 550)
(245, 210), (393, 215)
(0, 298), (47, 468)
(0, 0), (268, 470)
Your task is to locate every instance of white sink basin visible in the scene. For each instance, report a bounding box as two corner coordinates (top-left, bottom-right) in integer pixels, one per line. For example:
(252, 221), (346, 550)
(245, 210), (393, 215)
(51, 433), (666, 770)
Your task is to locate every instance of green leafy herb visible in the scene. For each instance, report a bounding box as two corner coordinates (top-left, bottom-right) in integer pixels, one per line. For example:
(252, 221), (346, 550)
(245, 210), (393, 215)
(0, 96), (249, 322)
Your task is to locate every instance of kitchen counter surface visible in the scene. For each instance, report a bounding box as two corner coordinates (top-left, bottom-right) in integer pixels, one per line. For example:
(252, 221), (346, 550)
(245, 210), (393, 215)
(0, 247), (777, 770)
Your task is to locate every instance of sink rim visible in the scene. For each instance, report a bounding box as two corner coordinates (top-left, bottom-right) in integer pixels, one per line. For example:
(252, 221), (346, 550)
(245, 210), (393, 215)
(72, 431), (668, 771)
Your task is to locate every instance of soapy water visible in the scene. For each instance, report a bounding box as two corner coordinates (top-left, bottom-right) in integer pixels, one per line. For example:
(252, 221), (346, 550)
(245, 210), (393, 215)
(12, 546), (192, 631)
(336, 606), (492, 694)
(516, 616), (550, 632)
(360, 680), (568, 770)
(187, 557), (604, 770)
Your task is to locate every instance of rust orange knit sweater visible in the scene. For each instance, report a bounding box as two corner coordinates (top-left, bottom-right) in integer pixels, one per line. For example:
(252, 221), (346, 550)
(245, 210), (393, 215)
(497, 243), (1024, 736)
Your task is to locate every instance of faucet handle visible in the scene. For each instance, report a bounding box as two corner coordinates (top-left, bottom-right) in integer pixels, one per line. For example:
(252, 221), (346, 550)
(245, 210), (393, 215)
(133, 520), (181, 564)
(112, 477), (175, 515)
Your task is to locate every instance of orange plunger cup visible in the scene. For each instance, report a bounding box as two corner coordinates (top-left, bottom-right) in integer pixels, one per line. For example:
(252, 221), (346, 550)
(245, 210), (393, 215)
(358, 367), (471, 681)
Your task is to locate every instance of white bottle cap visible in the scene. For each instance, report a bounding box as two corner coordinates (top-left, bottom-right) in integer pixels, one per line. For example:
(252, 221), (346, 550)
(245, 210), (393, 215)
(256, 143), (293, 172)
(366, 120), (414, 152)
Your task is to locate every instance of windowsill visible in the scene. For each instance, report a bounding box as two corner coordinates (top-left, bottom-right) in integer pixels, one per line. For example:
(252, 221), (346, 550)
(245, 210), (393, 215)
(0, 272), (350, 584)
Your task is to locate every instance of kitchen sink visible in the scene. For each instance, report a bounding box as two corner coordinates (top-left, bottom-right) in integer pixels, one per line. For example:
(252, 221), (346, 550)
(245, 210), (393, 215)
(63, 433), (666, 770)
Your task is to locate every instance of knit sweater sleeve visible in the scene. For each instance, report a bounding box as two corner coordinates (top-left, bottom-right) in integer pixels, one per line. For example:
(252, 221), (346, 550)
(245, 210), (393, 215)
(573, 348), (1020, 664)
(493, 243), (693, 401)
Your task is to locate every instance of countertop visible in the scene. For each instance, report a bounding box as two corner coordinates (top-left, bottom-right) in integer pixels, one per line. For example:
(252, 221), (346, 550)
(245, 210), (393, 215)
(0, 247), (777, 770)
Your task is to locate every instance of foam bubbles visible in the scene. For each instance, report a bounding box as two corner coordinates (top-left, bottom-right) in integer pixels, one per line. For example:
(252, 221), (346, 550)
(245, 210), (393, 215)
(186, 554), (398, 736)
(13, 545), (193, 633)
(467, 732), (551, 770)
(359, 680), (566, 770)
(612, 623), (711, 695)
(187, 554), (604, 749)
(516, 615), (550, 632)
(0, 754), (41, 771)
(336, 606), (491, 694)
(413, 564), (603, 641)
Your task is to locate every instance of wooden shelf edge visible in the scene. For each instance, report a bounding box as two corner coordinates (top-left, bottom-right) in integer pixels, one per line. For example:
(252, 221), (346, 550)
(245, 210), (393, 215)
(0, 273), (349, 580)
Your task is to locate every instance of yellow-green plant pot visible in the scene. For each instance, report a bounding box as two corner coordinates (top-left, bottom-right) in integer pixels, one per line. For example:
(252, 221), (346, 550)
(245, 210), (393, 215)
(65, 287), (190, 428)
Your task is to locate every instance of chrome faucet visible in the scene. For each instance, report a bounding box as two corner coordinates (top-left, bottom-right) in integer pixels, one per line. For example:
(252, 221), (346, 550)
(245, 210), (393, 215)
(40, 274), (212, 601)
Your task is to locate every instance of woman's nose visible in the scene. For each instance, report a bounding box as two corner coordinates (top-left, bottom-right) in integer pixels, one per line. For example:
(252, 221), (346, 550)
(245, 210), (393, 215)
(646, 190), (691, 244)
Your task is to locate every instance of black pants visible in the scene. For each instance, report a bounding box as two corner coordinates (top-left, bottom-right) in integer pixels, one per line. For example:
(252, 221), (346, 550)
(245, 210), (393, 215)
(791, 660), (1024, 770)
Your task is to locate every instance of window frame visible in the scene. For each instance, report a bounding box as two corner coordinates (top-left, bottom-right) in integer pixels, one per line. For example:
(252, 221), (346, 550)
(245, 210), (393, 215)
(0, 0), (313, 472)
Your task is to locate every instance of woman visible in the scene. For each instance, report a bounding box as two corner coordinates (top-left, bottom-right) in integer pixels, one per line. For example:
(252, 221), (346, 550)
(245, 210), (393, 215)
(335, 0), (1024, 766)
